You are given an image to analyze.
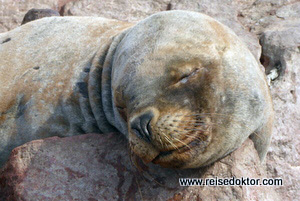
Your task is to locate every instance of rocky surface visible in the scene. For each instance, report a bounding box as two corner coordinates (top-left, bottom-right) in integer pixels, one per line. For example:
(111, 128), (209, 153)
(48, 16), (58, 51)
(0, 0), (299, 200)
(0, 0), (58, 32)
(0, 134), (280, 201)
(235, 1), (300, 35)
(260, 18), (300, 200)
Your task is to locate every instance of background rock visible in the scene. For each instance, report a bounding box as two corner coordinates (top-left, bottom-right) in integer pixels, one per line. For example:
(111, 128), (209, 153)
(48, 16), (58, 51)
(0, 0), (59, 32)
(0, 134), (280, 201)
(260, 19), (300, 201)
(276, 2), (300, 20)
(234, 0), (300, 35)
(21, 8), (60, 25)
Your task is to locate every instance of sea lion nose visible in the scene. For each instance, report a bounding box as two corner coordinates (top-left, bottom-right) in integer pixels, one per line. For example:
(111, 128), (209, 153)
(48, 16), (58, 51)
(130, 111), (153, 143)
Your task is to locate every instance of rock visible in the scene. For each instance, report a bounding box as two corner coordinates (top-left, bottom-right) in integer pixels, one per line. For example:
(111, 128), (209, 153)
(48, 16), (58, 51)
(234, 0), (299, 35)
(260, 19), (300, 74)
(276, 2), (300, 20)
(0, 0), (59, 32)
(21, 8), (60, 25)
(260, 19), (300, 201)
(63, 0), (171, 21)
(0, 134), (280, 200)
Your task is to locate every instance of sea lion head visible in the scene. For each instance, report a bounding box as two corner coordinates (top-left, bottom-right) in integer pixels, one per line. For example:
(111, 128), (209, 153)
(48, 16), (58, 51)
(111, 11), (266, 168)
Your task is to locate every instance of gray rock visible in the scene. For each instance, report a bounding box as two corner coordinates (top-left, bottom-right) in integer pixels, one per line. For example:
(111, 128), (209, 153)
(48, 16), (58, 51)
(276, 2), (300, 19)
(260, 19), (300, 201)
(0, 134), (280, 201)
(21, 8), (60, 25)
(234, 0), (299, 34)
(260, 19), (300, 74)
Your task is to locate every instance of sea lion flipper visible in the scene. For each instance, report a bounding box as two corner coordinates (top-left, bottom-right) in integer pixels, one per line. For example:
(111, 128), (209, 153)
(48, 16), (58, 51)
(250, 115), (274, 162)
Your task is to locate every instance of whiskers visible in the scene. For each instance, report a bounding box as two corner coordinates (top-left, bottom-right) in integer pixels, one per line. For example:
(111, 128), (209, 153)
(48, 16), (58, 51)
(153, 112), (211, 151)
(128, 111), (262, 169)
(154, 111), (262, 152)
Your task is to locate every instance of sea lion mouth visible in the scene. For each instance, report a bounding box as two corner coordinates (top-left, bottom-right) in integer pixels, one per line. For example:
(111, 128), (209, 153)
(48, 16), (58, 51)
(152, 137), (206, 163)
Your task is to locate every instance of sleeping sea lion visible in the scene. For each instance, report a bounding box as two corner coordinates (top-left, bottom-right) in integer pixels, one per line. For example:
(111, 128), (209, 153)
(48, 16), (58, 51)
(0, 11), (274, 168)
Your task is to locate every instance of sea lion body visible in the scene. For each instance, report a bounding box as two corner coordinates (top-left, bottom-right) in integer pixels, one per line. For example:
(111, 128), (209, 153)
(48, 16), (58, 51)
(0, 11), (274, 168)
(0, 17), (132, 167)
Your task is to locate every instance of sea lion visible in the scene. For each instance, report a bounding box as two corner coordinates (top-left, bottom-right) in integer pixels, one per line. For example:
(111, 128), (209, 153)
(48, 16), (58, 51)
(0, 11), (274, 168)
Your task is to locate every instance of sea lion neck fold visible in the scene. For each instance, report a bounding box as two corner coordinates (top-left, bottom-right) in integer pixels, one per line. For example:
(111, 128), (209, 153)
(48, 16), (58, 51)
(98, 30), (131, 136)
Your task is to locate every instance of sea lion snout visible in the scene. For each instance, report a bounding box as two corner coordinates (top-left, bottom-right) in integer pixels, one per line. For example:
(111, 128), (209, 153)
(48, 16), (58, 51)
(128, 107), (214, 168)
(130, 111), (154, 143)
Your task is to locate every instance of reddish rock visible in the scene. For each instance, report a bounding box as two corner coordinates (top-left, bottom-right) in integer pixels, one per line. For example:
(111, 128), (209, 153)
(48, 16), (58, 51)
(0, 134), (280, 200)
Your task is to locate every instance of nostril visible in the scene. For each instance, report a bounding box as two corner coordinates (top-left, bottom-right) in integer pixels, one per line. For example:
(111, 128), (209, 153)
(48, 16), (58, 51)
(130, 111), (153, 143)
(131, 128), (146, 141)
(140, 114), (152, 138)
